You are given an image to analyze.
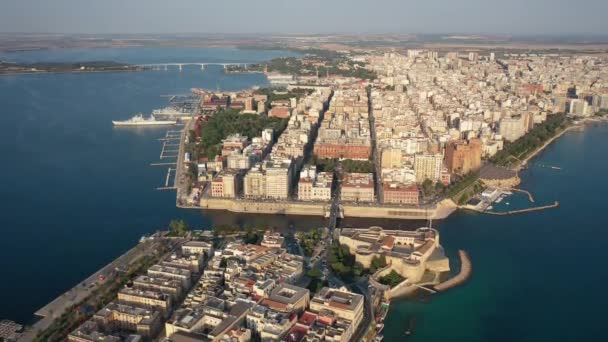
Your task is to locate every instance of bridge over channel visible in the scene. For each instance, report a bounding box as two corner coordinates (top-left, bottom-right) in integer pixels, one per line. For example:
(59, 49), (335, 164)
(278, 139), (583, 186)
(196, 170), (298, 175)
(135, 62), (257, 71)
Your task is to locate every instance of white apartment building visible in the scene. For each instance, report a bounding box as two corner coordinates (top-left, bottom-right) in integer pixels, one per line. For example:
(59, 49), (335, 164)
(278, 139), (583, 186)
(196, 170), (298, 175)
(414, 154), (443, 183)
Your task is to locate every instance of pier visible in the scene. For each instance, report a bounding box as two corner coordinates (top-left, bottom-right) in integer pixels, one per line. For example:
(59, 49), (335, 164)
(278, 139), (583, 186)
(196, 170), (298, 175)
(414, 284), (438, 294)
(484, 201), (559, 216)
(509, 188), (535, 203)
(150, 162), (176, 166)
(154, 128), (186, 191)
(435, 250), (472, 292)
(159, 131), (181, 159)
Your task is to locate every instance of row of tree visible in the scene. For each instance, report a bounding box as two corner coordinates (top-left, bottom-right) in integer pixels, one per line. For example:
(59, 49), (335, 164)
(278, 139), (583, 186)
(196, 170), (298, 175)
(312, 157), (375, 174)
(492, 113), (569, 167)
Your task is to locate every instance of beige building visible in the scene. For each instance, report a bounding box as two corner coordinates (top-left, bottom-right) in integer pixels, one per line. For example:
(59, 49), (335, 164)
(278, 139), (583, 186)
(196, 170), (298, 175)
(569, 99), (591, 116)
(265, 160), (293, 200)
(309, 287), (364, 335)
(341, 173), (375, 203)
(298, 166), (332, 201)
(499, 113), (533, 142)
(339, 227), (450, 284)
(117, 288), (172, 316)
(147, 265), (192, 289)
(211, 171), (240, 198)
(133, 275), (184, 301)
(243, 164), (266, 198)
(414, 154), (443, 183)
(92, 302), (161, 338)
(261, 283), (310, 314)
(182, 241), (213, 257)
(68, 321), (122, 342)
(381, 148), (403, 169)
(226, 153), (252, 170)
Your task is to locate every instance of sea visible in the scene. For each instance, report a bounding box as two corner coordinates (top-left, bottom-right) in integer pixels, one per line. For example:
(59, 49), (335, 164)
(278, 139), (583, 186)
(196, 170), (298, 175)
(1, 47), (607, 341)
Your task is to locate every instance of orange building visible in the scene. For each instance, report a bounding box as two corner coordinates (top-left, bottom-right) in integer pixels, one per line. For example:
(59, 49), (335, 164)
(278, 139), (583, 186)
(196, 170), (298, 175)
(269, 106), (290, 118)
(383, 183), (419, 205)
(445, 138), (482, 175)
(314, 144), (371, 160)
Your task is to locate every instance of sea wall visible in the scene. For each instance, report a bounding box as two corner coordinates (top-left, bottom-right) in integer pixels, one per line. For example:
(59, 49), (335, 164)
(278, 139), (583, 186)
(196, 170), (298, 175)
(342, 198), (457, 220)
(199, 197), (327, 216)
(197, 197), (458, 220)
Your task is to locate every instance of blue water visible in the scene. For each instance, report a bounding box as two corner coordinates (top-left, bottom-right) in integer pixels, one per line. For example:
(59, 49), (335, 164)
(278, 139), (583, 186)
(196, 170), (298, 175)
(383, 124), (608, 341)
(0, 48), (316, 323)
(0, 47), (296, 64)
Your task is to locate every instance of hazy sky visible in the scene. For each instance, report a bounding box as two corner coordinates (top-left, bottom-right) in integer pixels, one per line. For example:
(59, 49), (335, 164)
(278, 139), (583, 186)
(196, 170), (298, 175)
(2, 0), (607, 35)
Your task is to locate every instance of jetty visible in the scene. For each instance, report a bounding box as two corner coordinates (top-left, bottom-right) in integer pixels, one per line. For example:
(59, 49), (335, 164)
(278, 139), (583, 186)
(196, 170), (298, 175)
(484, 201), (559, 216)
(509, 188), (535, 203)
(435, 250), (472, 292)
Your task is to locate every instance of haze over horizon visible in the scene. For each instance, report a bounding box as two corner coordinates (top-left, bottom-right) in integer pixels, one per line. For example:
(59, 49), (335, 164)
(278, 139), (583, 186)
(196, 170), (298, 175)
(2, 0), (608, 36)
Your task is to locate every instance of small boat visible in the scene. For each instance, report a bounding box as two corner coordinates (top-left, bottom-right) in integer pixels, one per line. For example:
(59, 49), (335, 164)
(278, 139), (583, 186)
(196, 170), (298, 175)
(404, 316), (416, 336)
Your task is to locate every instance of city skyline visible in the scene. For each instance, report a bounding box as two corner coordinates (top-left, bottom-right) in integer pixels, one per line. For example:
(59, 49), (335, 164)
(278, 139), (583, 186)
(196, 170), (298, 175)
(2, 0), (608, 36)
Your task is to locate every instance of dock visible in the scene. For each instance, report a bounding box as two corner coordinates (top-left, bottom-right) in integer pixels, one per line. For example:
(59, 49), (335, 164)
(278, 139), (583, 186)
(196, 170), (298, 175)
(435, 250), (472, 292)
(159, 131), (182, 159)
(150, 162), (176, 166)
(153, 129), (184, 191)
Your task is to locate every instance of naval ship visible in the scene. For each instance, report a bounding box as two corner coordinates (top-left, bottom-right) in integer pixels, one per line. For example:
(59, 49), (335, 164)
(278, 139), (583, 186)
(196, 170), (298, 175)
(112, 113), (177, 126)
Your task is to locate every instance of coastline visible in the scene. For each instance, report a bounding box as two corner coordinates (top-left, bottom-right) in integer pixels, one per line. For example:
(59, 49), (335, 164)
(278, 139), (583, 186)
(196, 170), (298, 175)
(516, 122), (580, 170)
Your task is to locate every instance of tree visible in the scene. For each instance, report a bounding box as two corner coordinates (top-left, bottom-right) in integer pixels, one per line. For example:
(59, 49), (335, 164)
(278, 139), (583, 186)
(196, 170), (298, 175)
(421, 179), (435, 197)
(307, 267), (323, 279)
(169, 219), (188, 237)
(370, 255), (387, 273)
(353, 262), (364, 276)
(379, 270), (406, 287)
(435, 182), (446, 194)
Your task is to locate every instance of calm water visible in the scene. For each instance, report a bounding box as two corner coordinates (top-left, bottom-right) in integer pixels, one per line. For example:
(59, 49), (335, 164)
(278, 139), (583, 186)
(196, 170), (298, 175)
(0, 48), (320, 323)
(383, 124), (608, 341)
(1, 48), (607, 342)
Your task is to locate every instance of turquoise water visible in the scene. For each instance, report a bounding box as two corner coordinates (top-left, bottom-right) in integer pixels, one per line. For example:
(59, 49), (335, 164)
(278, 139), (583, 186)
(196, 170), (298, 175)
(383, 124), (608, 341)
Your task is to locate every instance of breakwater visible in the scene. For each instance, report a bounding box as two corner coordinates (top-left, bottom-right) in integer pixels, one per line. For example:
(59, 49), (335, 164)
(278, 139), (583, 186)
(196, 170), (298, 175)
(435, 250), (472, 292)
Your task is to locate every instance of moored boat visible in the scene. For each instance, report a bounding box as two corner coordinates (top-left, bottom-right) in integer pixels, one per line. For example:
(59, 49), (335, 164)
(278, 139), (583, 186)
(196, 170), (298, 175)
(113, 113), (176, 126)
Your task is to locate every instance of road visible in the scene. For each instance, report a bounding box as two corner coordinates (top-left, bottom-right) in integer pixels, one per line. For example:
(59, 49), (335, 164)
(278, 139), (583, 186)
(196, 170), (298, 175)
(367, 85), (383, 203)
(175, 118), (195, 206)
(350, 279), (376, 342)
